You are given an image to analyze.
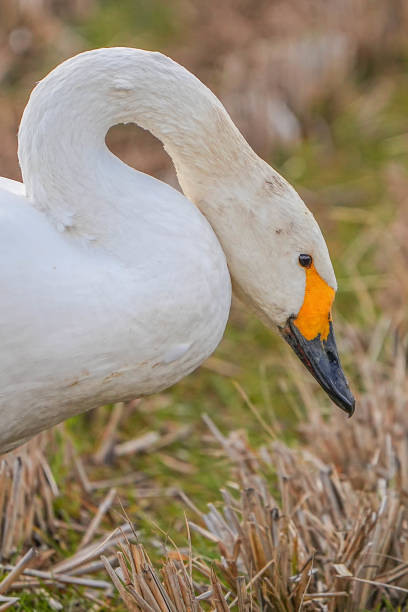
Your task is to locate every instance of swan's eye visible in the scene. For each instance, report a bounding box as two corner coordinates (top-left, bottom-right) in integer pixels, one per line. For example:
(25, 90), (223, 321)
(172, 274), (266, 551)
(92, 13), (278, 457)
(299, 254), (312, 268)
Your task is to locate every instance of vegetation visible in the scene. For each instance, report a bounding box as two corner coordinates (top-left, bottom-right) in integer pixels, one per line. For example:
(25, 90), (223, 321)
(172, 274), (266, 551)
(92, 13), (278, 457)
(1, 1), (408, 609)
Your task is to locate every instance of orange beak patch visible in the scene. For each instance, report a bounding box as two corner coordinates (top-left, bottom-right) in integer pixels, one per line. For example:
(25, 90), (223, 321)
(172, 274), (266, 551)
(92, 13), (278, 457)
(293, 263), (335, 342)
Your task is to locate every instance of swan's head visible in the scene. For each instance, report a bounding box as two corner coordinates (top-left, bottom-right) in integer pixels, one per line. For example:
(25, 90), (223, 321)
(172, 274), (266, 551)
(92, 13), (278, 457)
(217, 169), (355, 416)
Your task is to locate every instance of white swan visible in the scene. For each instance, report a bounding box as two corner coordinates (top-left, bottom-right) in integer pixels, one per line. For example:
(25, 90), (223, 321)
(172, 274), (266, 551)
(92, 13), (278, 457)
(0, 48), (354, 454)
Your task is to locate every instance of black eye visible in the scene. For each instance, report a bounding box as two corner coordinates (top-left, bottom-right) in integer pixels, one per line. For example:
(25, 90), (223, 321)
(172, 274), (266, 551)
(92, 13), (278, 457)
(299, 254), (312, 268)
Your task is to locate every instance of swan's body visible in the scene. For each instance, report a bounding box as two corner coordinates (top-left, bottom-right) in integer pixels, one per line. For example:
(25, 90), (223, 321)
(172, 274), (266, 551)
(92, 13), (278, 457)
(0, 48), (354, 453)
(0, 173), (229, 453)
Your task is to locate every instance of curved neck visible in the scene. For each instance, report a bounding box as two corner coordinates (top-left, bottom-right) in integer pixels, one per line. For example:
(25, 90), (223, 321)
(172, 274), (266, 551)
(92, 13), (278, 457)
(18, 48), (260, 241)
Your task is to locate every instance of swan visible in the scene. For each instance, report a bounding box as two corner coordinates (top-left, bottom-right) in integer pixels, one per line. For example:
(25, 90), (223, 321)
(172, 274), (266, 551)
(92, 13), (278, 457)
(0, 48), (354, 454)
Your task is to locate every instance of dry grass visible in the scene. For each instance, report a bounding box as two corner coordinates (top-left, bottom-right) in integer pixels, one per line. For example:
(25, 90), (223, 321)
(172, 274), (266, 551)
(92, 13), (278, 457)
(103, 324), (408, 610)
(0, 433), (58, 561)
(0, 420), (196, 608)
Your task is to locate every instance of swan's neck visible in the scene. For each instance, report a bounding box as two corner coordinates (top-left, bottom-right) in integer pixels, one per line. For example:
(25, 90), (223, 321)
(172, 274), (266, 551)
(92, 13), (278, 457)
(18, 48), (260, 242)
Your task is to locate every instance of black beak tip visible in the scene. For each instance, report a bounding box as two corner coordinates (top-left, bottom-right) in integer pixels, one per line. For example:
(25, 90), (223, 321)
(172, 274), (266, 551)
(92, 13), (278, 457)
(321, 377), (355, 417)
(338, 393), (355, 418)
(347, 397), (356, 418)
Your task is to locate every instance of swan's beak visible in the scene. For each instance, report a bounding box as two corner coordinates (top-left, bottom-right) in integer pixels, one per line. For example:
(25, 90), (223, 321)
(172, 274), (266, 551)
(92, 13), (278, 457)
(281, 317), (355, 416)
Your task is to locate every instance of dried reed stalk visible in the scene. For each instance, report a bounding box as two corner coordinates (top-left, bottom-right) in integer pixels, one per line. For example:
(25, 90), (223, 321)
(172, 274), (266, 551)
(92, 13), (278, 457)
(102, 541), (231, 611)
(0, 432), (58, 560)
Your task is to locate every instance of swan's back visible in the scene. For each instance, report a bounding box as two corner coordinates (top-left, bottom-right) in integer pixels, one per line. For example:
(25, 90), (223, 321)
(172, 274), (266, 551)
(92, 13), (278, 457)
(0, 177), (26, 197)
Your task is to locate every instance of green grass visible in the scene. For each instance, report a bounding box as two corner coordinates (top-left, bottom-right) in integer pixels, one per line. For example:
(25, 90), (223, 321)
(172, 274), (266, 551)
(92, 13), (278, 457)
(73, 0), (181, 49)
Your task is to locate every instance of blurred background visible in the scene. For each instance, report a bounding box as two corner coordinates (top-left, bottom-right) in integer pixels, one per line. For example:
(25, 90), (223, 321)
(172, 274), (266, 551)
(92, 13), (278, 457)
(1, 1), (408, 609)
